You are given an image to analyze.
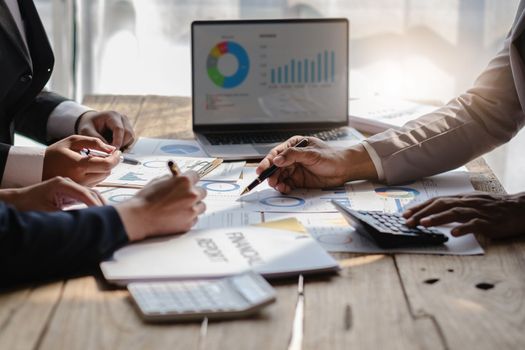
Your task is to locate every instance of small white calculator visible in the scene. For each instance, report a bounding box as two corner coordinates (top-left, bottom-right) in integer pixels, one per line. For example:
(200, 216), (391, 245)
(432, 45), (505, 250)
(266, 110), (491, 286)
(128, 271), (277, 322)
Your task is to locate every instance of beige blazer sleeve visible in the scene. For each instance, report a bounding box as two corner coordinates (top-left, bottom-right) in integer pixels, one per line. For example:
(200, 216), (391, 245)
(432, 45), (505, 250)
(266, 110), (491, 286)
(363, 8), (525, 185)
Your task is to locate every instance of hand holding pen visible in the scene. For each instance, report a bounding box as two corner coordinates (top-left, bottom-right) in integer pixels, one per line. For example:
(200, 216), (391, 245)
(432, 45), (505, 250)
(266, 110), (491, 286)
(253, 136), (366, 194)
(242, 138), (309, 195)
(80, 148), (141, 165)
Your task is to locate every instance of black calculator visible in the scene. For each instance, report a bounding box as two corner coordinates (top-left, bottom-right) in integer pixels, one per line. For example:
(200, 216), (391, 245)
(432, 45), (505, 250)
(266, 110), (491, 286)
(331, 200), (449, 247)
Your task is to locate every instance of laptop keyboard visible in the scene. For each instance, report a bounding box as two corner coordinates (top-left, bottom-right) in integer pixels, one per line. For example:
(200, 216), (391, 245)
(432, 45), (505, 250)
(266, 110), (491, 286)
(205, 127), (351, 145)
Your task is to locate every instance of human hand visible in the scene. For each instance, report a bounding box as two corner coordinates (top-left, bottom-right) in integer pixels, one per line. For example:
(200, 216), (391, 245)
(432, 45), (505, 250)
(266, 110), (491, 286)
(115, 171), (207, 241)
(403, 192), (525, 238)
(43, 135), (121, 186)
(76, 110), (135, 150)
(256, 136), (377, 193)
(0, 177), (105, 212)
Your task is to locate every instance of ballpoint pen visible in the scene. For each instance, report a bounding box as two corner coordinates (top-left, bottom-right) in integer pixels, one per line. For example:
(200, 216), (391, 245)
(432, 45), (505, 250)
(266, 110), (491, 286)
(79, 148), (141, 165)
(168, 160), (181, 176)
(240, 138), (309, 195)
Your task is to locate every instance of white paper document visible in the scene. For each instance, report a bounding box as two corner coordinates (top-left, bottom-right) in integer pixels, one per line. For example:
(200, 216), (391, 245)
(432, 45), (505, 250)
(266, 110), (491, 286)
(217, 176), (349, 213)
(265, 212), (355, 251)
(98, 186), (139, 204)
(100, 227), (339, 285)
(194, 211), (262, 230)
(63, 186), (139, 210)
(346, 171), (474, 214)
(128, 137), (208, 157)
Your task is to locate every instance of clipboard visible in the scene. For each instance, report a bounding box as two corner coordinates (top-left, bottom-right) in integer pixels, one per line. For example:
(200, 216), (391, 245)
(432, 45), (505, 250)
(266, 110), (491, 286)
(100, 157), (223, 189)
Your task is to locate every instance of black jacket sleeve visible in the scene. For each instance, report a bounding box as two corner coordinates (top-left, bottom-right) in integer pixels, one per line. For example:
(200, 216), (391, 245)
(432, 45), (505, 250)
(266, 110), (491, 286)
(13, 91), (70, 145)
(0, 143), (11, 183)
(0, 202), (129, 287)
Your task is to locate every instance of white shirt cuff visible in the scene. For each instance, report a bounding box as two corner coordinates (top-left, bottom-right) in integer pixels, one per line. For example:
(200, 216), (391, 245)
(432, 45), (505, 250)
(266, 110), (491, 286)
(361, 140), (385, 181)
(47, 101), (94, 141)
(1, 146), (46, 188)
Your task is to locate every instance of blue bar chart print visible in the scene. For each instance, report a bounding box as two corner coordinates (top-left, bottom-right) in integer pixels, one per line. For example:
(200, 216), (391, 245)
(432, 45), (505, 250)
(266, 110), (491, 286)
(271, 50), (335, 85)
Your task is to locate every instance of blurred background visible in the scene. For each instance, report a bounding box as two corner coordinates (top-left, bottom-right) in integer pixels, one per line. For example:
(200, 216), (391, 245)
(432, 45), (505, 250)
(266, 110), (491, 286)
(34, 0), (523, 192)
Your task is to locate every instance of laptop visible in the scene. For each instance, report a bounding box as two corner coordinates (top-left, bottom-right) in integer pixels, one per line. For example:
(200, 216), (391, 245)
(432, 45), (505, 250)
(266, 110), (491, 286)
(191, 19), (361, 160)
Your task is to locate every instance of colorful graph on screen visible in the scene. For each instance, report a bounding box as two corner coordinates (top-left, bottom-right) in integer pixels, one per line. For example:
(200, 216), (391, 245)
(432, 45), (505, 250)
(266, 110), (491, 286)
(270, 49), (335, 86)
(207, 41), (250, 89)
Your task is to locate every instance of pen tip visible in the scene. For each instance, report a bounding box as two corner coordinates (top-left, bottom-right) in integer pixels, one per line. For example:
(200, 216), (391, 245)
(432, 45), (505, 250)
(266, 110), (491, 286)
(240, 188), (250, 196)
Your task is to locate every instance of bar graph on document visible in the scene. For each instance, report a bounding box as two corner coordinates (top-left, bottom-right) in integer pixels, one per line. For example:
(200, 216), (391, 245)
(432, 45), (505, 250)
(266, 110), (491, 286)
(270, 50), (335, 86)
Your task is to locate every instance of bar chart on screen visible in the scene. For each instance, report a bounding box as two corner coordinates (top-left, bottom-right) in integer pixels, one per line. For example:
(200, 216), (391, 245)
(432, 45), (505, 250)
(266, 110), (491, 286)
(269, 49), (336, 87)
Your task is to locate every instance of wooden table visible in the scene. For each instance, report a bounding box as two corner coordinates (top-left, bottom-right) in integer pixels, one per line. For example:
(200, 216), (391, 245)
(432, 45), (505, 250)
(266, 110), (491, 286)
(1, 95), (523, 350)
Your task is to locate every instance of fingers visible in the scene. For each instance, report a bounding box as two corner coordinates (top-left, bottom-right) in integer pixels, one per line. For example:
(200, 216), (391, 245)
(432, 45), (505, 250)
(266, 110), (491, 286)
(53, 177), (104, 207)
(76, 150), (120, 186)
(121, 115), (136, 148)
(193, 201), (206, 216)
(100, 112), (135, 149)
(70, 135), (116, 153)
(194, 185), (207, 201)
(273, 147), (320, 168)
(77, 111), (136, 150)
(80, 150), (121, 172)
(105, 114), (127, 149)
(91, 188), (108, 205)
(82, 128), (110, 145)
(256, 136), (307, 175)
(418, 207), (480, 227)
(181, 170), (200, 185)
(451, 218), (491, 237)
(404, 197), (461, 226)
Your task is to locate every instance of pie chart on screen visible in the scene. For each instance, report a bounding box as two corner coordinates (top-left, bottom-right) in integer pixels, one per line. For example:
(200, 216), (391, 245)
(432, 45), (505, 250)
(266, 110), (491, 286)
(207, 41), (250, 89)
(160, 144), (201, 155)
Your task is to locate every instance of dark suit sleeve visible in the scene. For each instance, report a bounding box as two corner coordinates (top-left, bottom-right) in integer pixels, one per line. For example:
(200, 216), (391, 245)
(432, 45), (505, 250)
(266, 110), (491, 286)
(13, 91), (69, 145)
(0, 143), (11, 184)
(0, 202), (129, 287)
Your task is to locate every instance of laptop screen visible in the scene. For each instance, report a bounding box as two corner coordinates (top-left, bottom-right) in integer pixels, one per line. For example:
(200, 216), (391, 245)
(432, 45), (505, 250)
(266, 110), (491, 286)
(192, 19), (348, 129)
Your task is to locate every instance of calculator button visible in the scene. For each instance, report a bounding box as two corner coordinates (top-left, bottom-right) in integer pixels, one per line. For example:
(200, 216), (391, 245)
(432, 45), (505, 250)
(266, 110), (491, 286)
(231, 274), (272, 305)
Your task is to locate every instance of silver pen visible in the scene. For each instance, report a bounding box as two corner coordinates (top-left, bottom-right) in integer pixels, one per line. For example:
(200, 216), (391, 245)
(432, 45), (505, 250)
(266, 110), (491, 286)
(79, 148), (141, 165)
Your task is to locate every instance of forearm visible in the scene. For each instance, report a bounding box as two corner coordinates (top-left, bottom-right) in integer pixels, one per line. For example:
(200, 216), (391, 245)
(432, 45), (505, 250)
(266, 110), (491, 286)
(363, 33), (525, 184)
(115, 199), (151, 242)
(0, 189), (20, 206)
(0, 203), (128, 286)
(343, 144), (379, 182)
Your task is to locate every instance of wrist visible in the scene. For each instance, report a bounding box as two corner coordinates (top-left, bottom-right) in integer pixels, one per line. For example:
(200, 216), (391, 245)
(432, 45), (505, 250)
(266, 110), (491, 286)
(341, 144), (379, 182)
(0, 188), (24, 210)
(75, 110), (95, 134)
(0, 188), (22, 206)
(115, 198), (153, 241)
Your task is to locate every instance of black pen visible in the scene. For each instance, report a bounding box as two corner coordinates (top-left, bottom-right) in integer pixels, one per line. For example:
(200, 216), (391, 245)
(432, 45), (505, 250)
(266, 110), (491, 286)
(240, 138), (309, 195)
